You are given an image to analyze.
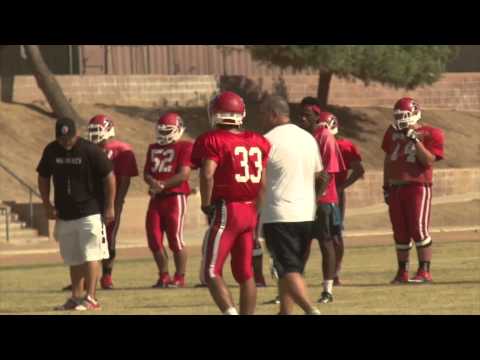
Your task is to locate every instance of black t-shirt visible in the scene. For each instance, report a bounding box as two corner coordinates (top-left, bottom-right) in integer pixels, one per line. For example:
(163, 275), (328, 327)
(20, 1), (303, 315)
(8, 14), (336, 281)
(36, 137), (113, 220)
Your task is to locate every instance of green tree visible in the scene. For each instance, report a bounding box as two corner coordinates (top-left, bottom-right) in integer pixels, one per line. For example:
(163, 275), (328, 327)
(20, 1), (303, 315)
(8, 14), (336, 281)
(247, 45), (459, 107)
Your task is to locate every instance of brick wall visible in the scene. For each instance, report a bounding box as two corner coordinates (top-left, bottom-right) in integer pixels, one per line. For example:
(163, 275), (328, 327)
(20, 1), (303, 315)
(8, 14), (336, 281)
(223, 73), (480, 110)
(8, 73), (480, 110)
(10, 75), (218, 107)
(345, 168), (480, 208)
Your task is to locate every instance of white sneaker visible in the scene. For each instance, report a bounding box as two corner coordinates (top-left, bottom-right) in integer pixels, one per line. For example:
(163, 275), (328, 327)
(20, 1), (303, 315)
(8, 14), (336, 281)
(75, 295), (101, 311)
(54, 297), (82, 311)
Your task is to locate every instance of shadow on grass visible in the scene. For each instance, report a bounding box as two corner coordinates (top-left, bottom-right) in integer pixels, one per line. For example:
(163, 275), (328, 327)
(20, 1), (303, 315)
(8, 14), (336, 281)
(10, 101), (56, 119)
(94, 100), (377, 142)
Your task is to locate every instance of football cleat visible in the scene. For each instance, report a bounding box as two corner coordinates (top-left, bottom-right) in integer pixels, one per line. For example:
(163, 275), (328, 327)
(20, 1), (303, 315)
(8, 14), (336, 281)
(410, 270), (433, 284)
(264, 296), (280, 305)
(76, 295), (101, 311)
(390, 271), (410, 284)
(100, 275), (114, 290)
(168, 274), (186, 288)
(152, 274), (171, 288)
(54, 297), (82, 311)
(318, 291), (334, 304)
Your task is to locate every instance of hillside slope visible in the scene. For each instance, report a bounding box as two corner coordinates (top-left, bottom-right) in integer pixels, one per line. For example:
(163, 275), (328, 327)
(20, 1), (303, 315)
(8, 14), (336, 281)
(1, 101), (479, 201)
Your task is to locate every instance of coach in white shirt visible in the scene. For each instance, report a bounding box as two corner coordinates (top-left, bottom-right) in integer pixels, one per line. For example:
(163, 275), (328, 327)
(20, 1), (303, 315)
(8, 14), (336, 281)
(259, 95), (325, 316)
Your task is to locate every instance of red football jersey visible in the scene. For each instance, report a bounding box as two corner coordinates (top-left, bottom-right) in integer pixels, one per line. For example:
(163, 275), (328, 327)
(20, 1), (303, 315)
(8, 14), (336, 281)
(382, 125), (444, 184)
(314, 127), (345, 204)
(103, 139), (139, 181)
(191, 129), (270, 203)
(144, 140), (193, 195)
(335, 138), (362, 188)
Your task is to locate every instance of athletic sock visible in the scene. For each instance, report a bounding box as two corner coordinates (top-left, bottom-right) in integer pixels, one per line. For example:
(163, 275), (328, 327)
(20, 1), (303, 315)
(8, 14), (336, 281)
(223, 307), (239, 315)
(398, 261), (409, 272)
(323, 280), (333, 294)
(419, 261), (430, 272)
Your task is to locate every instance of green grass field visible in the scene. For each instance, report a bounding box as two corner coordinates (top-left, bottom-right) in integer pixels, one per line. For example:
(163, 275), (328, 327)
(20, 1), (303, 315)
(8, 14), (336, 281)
(1, 240), (479, 315)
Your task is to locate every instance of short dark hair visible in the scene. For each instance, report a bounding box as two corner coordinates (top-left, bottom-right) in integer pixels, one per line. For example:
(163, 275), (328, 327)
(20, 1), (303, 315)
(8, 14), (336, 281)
(300, 96), (321, 107)
(262, 95), (290, 117)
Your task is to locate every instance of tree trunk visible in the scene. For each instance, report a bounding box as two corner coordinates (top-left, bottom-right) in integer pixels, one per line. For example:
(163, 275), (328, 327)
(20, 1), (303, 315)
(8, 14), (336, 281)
(23, 45), (83, 125)
(0, 45), (14, 102)
(317, 69), (333, 109)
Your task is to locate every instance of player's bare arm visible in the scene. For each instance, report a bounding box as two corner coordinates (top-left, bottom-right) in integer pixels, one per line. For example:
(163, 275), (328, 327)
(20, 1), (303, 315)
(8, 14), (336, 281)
(255, 167), (268, 213)
(315, 170), (330, 196)
(115, 175), (131, 212)
(37, 175), (57, 219)
(412, 138), (436, 167)
(338, 160), (365, 192)
(160, 166), (191, 191)
(103, 171), (116, 224)
(144, 172), (164, 193)
(199, 159), (217, 214)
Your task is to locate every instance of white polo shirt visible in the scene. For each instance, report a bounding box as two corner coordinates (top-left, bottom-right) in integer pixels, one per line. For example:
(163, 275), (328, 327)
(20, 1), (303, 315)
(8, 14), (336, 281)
(261, 123), (323, 223)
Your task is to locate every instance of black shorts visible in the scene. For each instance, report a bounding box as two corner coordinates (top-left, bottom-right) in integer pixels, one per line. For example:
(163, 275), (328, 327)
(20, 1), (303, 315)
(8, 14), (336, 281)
(263, 222), (313, 279)
(312, 203), (342, 241)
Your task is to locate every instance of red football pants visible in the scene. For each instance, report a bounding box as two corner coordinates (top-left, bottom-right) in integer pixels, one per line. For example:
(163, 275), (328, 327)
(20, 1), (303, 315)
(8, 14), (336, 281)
(146, 194), (187, 253)
(201, 201), (257, 284)
(388, 183), (433, 250)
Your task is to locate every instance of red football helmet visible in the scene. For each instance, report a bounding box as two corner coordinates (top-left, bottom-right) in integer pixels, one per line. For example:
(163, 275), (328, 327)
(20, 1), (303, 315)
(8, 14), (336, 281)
(88, 114), (115, 144)
(156, 112), (185, 145)
(393, 97), (421, 130)
(208, 91), (246, 127)
(318, 112), (339, 135)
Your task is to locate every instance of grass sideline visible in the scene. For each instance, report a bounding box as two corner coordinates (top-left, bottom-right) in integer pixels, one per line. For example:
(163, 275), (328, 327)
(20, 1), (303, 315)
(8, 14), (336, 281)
(0, 240), (479, 315)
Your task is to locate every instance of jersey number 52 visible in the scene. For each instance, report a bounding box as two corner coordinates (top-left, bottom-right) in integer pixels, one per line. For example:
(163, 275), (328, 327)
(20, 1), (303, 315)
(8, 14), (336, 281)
(151, 149), (175, 173)
(234, 146), (262, 183)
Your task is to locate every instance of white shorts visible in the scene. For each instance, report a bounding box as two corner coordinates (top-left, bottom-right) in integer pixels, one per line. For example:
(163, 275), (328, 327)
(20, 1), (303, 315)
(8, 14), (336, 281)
(54, 214), (110, 266)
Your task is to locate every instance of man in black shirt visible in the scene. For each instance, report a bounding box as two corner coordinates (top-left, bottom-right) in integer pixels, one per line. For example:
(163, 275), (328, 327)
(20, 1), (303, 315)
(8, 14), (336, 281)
(37, 117), (116, 311)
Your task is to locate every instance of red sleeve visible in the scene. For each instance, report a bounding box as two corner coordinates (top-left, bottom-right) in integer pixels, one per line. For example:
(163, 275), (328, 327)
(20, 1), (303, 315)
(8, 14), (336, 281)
(318, 132), (342, 174)
(424, 128), (444, 160)
(177, 142), (193, 168)
(381, 127), (392, 154)
(191, 134), (221, 168)
(144, 145), (153, 175)
(349, 142), (362, 162)
(116, 149), (139, 177)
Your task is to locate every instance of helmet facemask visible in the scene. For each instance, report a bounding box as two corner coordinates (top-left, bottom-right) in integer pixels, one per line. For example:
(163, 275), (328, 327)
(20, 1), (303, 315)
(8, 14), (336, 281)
(393, 110), (421, 131)
(156, 124), (185, 145)
(88, 124), (115, 144)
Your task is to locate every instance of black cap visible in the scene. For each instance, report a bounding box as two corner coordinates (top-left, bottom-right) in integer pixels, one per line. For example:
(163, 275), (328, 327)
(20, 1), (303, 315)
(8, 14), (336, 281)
(55, 117), (76, 139)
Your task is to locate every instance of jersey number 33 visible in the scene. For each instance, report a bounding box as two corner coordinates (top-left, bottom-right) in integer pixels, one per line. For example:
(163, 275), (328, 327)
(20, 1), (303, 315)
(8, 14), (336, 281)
(234, 146), (262, 184)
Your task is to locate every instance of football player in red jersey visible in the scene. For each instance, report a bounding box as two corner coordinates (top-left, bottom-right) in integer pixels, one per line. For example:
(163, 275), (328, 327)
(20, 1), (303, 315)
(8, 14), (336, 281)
(382, 97), (444, 284)
(144, 112), (193, 288)
(88, 115), (139, 289)
(191, 91), (270, 315)
(62, 114), (139, 291)
(296, 97), (345, 304)
(321, 112), (365, 286)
